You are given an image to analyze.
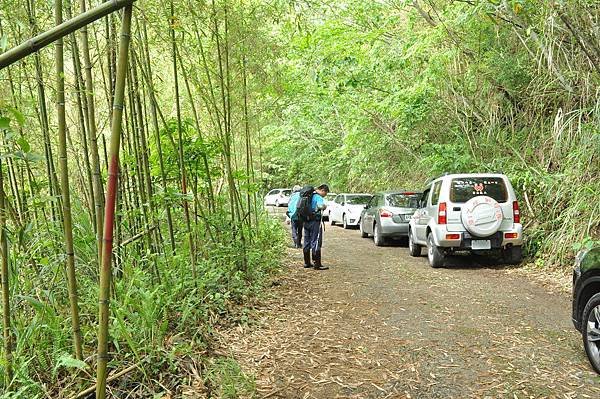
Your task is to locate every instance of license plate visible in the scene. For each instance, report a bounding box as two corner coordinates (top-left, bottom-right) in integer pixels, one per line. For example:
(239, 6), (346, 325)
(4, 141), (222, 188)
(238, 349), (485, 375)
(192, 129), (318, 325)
(404, 214), (412, 221)
(472, 240), (491, 250)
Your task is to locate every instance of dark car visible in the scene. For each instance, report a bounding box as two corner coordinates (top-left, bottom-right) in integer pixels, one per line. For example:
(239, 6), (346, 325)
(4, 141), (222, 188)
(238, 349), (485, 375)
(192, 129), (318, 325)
(572, 246), (600, 373)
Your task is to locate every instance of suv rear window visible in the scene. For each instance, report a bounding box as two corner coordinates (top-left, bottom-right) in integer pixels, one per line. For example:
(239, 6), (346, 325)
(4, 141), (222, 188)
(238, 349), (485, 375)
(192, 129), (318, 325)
(450, 177), (508, 203)
(387, 193), (421, 208)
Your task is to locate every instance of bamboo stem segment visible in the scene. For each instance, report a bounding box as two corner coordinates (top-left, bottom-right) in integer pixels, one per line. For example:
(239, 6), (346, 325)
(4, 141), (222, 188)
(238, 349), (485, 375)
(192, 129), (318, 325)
(0, 0), (135, 69)
(0, 158), (12, 385)
(96, 5), (133, 398)
(56, 0), (84, 361)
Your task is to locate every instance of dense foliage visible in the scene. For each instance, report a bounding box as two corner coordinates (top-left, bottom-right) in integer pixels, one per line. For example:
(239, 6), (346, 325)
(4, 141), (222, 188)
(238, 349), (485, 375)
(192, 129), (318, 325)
(262, 0), (600, 265)
(0, 0), (286, 396)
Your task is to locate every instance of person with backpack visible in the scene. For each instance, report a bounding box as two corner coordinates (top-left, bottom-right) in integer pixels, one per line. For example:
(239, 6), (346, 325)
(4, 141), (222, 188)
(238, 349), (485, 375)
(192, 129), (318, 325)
(296, 184), (330, 270)
(286, 185), (303, 248)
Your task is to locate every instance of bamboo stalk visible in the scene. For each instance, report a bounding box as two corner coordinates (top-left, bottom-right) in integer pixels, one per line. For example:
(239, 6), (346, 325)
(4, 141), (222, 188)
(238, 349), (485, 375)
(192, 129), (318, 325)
(170, 0), (196, 277)
(137, 20), (176, 251)
(56, 0), (83, 361)
(0, 0), (135, 69)
(0, 155), (13, 385)
(80, 0), (105, 267)
(96, 6), (133, 398)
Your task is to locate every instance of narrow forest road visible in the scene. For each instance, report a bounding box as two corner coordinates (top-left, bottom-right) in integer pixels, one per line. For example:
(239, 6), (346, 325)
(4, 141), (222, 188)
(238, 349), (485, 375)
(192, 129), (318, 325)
(216, 211), (600, 398)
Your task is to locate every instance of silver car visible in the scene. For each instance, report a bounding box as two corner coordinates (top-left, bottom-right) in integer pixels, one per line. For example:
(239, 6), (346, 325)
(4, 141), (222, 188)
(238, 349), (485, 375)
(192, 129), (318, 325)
(408, 173), (523, 268)
(359, 191), (421, 246)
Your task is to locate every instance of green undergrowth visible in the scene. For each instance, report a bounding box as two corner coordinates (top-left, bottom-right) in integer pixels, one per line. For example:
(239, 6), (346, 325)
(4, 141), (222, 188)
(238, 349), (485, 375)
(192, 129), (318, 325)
(0, 210), (285, 398)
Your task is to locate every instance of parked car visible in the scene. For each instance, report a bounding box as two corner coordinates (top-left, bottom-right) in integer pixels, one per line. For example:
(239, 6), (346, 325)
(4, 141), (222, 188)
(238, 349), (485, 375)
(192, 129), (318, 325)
(408, 173), (523, 268)
(329, 193), (372, 229)
(321, 193), (337, 220)
(571, 246), (600, 373)
(264, 188), (292, 207)
(359, 191), (421, 246)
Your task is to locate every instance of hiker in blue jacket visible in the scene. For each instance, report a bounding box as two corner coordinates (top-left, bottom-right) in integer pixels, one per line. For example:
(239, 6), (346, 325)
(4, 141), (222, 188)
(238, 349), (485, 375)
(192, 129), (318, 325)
(287, 185), (303, 248)
(300, 184), (329, 270)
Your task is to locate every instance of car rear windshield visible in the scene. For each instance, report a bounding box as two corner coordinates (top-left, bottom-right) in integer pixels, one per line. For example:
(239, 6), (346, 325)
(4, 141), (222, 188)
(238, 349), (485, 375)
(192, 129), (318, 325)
(387, 193), (421, 208)
(346, 195), (371, 205)
(450, 177), (508, 203)
(281, 190), (292, 196)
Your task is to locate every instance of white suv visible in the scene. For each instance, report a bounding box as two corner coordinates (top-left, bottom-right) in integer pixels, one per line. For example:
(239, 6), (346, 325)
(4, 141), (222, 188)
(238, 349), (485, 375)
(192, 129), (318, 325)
(408, 173), (523, 268)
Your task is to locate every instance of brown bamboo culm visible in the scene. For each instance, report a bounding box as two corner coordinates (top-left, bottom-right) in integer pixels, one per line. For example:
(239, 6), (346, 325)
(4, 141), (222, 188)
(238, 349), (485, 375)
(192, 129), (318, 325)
(96, 5), (133, 398)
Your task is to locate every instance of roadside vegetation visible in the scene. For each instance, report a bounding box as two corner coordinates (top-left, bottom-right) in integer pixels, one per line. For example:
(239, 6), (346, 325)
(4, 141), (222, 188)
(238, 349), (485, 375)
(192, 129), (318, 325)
(262, 0), (599, 267)
(0, 0), (598, 397)
(0, 0), (285, 396)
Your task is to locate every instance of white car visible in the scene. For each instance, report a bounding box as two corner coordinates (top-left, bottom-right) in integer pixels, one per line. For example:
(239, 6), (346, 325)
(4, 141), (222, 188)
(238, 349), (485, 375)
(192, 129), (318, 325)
(408, 173), (523, 267)
(329, 193), (373, 229)
(321, 193), (337, 220)
(264, 188), (292, 207)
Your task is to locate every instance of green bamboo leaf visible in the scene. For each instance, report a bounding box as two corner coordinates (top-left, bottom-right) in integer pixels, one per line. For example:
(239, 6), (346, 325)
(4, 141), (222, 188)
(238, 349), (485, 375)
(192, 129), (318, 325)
(17, 137), (30, 153)
(8, 107), (25, 127)
(0, 117), (10, 130)
(54, 354), (88, 372)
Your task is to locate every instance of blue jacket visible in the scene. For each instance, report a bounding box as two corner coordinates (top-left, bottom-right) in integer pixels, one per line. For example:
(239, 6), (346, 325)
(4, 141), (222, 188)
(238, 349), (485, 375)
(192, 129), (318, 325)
(287, 192), (300, 220)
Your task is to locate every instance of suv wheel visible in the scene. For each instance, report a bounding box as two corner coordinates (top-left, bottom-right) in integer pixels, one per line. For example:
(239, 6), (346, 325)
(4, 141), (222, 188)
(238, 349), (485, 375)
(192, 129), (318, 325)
(359, 219), (368, 238)
(503, 246), (523, 265)
(408, 229), (421, 257)
(343, 214), (350, 229)
(427, 233), (445, 268)
(374, 223), (385, 247)
(582, 293), (600, 374)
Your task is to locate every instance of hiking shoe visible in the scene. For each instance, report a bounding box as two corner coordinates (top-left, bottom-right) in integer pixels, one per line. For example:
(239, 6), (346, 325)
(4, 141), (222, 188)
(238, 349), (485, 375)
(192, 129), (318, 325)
(303, 251), (312, 268)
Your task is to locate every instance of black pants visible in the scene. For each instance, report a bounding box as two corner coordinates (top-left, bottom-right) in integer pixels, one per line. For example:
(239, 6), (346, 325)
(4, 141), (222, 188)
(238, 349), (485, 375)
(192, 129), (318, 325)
(303, 220), (323, 254)
(291, 219), (303, 247)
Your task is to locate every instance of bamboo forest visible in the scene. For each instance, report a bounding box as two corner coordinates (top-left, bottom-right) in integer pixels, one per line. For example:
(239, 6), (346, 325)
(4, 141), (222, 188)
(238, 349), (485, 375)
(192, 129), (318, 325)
(0, 0), (598, 398)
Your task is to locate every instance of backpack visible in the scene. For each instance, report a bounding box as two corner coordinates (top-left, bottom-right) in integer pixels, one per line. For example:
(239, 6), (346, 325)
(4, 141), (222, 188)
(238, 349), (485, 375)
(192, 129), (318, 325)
(296, 185), (316, 222)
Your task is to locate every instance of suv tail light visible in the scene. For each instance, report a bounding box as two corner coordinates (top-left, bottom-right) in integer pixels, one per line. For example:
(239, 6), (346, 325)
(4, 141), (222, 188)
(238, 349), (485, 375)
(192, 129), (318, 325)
(379, 209), (393, 218)
(438, 202), (447, 225)
(513, 201), (520, 224)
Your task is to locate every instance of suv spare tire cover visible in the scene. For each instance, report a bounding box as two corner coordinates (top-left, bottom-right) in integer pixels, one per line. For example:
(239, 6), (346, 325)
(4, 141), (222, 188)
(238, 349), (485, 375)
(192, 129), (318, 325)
(461, 196), (503, 237)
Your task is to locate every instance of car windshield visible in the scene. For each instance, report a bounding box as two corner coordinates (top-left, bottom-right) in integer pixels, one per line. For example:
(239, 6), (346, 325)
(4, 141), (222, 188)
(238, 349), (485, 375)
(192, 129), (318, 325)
(387, 193), (421, 208)
(346, 195), (371, 205)
(326, 194), (337, 201)
(281, 190), (292, 196)
(450, 177), (508, 203)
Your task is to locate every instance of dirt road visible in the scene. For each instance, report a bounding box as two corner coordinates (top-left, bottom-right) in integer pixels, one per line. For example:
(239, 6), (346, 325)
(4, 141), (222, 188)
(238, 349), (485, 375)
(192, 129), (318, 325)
(217, 215), (600, 398)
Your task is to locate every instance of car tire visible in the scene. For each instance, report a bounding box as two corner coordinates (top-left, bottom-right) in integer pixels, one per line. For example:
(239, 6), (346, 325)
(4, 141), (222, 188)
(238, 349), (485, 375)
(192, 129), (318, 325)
(359, 219), (368, 238)
(374, 223), (385, 247)
(503, 246), (523, 265)
(408, 229), (421, 257)
(343, 214), (350, 229)
(582, 293), (600, 374)
(427, 233), (445, 268)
